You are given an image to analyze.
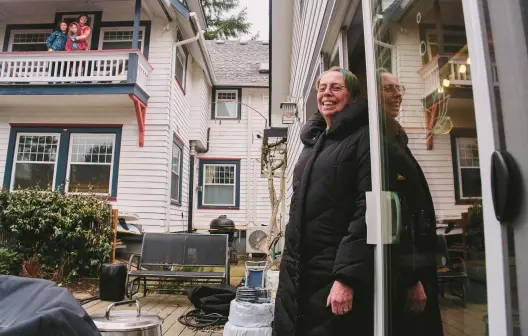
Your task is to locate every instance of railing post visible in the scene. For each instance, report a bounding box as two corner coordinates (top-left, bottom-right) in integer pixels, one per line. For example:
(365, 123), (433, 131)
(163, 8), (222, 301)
(127, 52), (139, 84)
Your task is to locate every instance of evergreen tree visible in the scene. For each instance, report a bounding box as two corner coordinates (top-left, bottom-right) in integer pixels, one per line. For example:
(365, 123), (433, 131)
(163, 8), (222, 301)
(202, 0), (251, 40)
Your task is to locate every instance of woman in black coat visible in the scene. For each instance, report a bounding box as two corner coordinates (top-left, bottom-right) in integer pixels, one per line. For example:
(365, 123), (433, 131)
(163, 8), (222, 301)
(273, 67), (443, 336)
(273, 67), (375, 336)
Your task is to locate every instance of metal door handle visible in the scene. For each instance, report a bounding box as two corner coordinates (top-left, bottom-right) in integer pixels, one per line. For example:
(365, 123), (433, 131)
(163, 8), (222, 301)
(490, 150), (521, 222)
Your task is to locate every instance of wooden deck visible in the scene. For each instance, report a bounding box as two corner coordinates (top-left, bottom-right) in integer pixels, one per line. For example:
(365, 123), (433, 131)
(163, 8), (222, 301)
(440, 297), (487, 336)
(83, 294), (487, 335)
(82, 294), (223, 336)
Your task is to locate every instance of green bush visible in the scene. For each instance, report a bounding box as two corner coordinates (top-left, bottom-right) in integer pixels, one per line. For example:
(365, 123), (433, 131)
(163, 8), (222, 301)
(0, 247), (23, 275)
(0, 187), (113, 279)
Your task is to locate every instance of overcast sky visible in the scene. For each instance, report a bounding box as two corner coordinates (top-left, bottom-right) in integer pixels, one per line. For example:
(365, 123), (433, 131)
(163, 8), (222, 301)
(236, 0), (269, 40)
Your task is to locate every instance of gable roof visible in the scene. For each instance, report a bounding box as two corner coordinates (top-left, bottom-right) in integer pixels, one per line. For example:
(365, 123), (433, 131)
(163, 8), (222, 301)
(205, 40), (269, 87)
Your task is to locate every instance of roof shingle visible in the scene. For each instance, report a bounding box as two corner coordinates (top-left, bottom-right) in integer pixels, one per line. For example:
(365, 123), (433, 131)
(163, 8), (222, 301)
(205, 40), (269, 87)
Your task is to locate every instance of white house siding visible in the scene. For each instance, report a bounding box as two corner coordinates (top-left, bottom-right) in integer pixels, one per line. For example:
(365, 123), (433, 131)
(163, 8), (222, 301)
(168, 37), (194, 232)
(390, 15), (473, 220)
(0, 106), (170, 231)
(193, 88), (272, 229)
(284, 0), (332, 224)
(188, 62), (211, 148)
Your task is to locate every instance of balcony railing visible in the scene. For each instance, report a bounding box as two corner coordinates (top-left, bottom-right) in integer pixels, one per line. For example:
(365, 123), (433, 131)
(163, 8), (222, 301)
(418, 53), (498, 97)
(0, 50), (152, 93)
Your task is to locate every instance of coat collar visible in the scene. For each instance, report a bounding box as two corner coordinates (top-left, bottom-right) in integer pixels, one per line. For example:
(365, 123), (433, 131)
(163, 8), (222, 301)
(300, 99), (369, 146)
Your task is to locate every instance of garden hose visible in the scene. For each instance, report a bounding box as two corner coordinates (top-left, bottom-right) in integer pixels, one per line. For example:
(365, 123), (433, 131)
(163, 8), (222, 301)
(177, 309), (228, 328)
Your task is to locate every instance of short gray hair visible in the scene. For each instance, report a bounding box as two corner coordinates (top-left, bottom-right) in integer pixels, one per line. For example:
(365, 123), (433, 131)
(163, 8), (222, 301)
(315, 66), (361, 98)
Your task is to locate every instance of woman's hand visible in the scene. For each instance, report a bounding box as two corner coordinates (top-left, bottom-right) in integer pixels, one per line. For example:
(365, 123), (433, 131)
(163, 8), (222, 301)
(326, 280), (353, 315)
(407, 281), (427, 312)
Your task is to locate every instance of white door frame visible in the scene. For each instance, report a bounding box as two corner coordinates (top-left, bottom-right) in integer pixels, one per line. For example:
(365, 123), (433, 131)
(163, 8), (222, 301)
(361, 0), (387, 335)
(461, 1), (513, 334)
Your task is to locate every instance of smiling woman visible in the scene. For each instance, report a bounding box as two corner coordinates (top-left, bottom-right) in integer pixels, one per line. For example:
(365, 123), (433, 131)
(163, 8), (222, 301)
(315, 66), (361, 127)
(273, 67), (375, 336)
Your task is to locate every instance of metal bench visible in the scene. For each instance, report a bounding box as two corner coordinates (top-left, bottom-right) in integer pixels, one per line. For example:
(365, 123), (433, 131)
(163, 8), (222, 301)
(125, 233), (229, 298)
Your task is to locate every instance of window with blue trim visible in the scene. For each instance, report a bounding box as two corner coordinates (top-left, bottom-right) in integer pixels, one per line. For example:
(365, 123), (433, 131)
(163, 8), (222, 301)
(212, 88), (242, 119)
(198, 160), (240, 209)
(171, 136), (183, 204)
(4, 126), (121, 198)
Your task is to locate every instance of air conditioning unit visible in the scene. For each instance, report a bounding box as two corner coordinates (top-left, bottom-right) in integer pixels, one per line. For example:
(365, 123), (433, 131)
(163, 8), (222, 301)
(246, 226), (270, 255)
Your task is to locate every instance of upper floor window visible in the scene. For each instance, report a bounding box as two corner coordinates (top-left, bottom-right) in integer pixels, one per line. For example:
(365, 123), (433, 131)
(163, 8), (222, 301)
(213, 89), (241, 119)
(99, 28), (145, 51)
(452, 136), (482, 202)
(175, 31), (189, 90)
(9, 30), (50, 51)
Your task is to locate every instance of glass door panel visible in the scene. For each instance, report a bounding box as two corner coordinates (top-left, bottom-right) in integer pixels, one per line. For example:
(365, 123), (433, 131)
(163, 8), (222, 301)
(362, 0), (513, 334)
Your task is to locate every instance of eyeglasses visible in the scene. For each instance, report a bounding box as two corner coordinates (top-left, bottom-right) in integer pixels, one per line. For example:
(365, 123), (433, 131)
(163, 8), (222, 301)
(317, 84), (346, 93)
(382, 84), (405, 94)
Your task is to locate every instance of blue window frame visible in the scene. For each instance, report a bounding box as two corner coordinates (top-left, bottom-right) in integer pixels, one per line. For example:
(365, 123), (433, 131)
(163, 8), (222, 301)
(211, 88), (242, 120)
(198, 159), (241, 209)
(3, 126), (122, 198)
(171, 136), (184, 205)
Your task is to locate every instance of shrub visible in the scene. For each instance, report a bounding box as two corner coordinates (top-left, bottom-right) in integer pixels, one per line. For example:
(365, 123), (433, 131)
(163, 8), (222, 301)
(0, 187), (113, 280)
(0, 247), (23, 275)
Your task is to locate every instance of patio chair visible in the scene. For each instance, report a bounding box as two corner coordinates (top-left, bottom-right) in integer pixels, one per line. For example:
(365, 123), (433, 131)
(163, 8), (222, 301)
(125, 233), (229, 298)
(436, 234), (469, 307)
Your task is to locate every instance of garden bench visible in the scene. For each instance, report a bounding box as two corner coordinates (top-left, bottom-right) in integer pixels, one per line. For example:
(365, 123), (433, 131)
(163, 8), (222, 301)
(125, 232), (229, 298)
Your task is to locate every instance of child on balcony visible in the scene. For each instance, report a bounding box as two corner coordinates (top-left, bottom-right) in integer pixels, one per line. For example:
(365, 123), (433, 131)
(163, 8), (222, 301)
(65, 22), (79, 51)
(46, 21), (68, 52)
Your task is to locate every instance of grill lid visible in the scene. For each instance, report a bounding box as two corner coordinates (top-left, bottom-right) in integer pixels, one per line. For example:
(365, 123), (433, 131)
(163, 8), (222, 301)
(90, 300), (162, 332)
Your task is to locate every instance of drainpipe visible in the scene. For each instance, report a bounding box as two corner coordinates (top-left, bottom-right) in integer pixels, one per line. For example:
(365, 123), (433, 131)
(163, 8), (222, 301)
(187, 129), (210, 232)
(189, 12), (216, 86)
(187, 143), (196, 233)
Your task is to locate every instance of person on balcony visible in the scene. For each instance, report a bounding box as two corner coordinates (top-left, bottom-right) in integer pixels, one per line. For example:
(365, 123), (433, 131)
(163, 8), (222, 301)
(65, 23), (80, 51)
(74, 14), (91, 51)
(377, 68), (443, 336)
(46, 21), (68, 52)
(273, 67), (374, 336)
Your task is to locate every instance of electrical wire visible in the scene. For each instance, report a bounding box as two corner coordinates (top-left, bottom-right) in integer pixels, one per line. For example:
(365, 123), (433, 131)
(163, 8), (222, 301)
(177, 309), (228, 328)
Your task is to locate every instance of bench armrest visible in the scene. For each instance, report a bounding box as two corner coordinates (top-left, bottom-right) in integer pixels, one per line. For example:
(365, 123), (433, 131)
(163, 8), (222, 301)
(127, 254), (141, 272)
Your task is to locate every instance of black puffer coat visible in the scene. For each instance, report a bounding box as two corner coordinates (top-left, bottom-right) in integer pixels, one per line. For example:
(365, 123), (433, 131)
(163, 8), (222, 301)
(273, 101), (443, 336)
(274, 101), (375, 336)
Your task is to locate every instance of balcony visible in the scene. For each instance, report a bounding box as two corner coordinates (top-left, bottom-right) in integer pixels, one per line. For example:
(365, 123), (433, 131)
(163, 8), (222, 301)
(418, 53), (498, 102)
(0, 50), (153, 105)
(0, 50), (153, 146)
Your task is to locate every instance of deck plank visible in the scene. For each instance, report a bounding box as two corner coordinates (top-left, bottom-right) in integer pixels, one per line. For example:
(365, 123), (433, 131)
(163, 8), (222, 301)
(163, 303), (193, 335)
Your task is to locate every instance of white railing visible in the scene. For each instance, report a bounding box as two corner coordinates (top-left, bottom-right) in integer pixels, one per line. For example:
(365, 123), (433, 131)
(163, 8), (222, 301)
(0, 50), (153, 91)
(418, 53), (498, 97)
(136, 53), (152, 92)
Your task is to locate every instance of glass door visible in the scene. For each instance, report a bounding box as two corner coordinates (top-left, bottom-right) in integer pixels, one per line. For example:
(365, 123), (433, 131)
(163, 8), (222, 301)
(362, 0), (526, 334)
(462, 0), (528, 334)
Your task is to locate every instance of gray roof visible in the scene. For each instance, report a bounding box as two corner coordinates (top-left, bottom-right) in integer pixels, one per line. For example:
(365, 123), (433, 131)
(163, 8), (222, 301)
(205, 40), (269, 87)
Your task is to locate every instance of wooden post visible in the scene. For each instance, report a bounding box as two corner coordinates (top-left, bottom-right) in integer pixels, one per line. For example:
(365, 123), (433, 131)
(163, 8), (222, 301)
(112, 208), (119, 263)
(132, 0), (142, 50)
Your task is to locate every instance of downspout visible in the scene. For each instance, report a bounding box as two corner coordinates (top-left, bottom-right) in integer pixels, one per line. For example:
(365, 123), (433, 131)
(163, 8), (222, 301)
(187, 143), (196, 233)
(189, 12), (217, 86)
(187, 129), (210, 232)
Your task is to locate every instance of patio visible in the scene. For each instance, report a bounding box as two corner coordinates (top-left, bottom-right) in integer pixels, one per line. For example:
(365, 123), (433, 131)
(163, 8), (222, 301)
(82, 293), (486, 336)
